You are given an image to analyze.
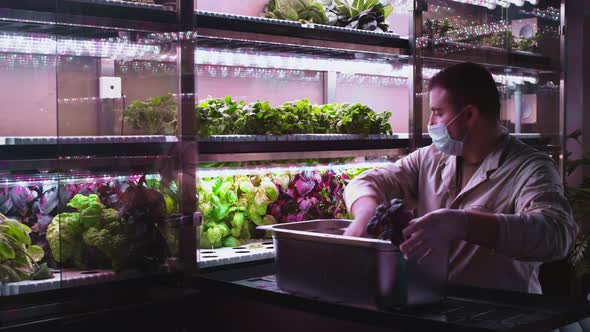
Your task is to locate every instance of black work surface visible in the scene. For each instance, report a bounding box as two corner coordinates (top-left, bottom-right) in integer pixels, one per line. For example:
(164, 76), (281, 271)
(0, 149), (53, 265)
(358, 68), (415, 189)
(198, 261), (590, 332)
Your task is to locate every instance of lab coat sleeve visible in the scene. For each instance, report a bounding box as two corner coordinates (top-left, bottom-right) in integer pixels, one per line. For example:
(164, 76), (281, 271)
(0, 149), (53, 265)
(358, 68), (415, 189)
(344, 148), (422, 212)
(495, 156), (579, 262)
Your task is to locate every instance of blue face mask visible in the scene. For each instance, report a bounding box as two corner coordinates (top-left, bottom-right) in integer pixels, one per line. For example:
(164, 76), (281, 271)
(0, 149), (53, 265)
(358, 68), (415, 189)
(427, 107), (468, 156)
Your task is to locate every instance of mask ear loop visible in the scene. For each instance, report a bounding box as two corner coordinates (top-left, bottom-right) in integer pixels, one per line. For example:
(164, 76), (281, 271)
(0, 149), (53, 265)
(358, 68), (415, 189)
(446, 106), (470, 128)
(450, 106), (472, 144)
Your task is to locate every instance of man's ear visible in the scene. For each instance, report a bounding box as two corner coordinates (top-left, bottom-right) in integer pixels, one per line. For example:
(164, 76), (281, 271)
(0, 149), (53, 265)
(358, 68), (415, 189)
(465, 105), (480, 124)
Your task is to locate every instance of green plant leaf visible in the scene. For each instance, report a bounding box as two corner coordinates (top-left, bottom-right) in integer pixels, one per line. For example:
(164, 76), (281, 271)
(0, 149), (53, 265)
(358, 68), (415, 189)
(1, 223), (30, 246)
(26, 245), (44, 262)
(0, 239), (15, 260)
(31, 262), (52, 280)
(382, 3), (393, 17)
(0, 264), (21, 282)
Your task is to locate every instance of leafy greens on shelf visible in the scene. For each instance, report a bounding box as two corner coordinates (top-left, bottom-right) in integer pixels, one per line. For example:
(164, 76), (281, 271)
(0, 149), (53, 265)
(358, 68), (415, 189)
(261, 0), (394, 32)
(45, 182), (174, 273)
(263, 0), (331, 24)
(196, 97), (393, 137)
(197, 167), (369, 249)
(0, 213), (52, 282)
(329, 0), (394, 32)
(118, 175), (171, 272)
(47, 194), (128, 271)
(123, 94), (177, 135)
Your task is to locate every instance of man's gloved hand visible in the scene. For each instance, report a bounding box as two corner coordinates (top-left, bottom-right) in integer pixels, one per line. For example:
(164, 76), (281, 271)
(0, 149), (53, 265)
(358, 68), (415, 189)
(399, 208), (468, 263)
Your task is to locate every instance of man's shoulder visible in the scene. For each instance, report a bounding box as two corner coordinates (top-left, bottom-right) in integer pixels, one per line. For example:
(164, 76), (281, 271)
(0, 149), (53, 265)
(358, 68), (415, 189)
(402, 144), (447, 167)
(411, 144), (443, 158)
(504, 135), (557, 170)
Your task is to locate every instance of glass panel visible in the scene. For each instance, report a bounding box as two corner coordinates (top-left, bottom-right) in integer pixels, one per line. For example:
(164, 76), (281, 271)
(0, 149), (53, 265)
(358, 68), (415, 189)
(194, 37), (407, 137)
(504, 0), (561, 149)
(420, 0), (509, 66)
(335, 73), (410, 135)
(419, 0), (562, 155)
(193, 1), (414, 268)
(55, 21), (183, 285)
(0, 1), (61, 297)
(0, 0), (190, 300)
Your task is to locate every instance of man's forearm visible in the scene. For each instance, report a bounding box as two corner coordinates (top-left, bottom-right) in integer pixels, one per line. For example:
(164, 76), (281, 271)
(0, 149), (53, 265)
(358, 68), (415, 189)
(464, 210), (500, 250)
(351, 196), (378, 224)
(343, 196), (378, 237)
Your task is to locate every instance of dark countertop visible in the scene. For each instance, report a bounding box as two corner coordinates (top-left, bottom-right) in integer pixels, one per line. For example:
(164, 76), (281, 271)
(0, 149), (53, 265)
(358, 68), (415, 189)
(0, 273), (197, 332)
(198, 260), (590, 332)
(1, 261), (588, 332)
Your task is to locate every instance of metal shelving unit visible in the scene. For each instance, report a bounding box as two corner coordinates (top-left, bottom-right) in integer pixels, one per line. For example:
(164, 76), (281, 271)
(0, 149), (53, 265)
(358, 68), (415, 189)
(0, 0), (569, 307)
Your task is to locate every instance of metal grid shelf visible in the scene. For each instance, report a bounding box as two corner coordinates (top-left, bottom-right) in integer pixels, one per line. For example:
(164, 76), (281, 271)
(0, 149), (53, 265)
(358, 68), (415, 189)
(0, 269), (140, 296)
(198, 240), (275, 269)
(196, 11), (410, 50)
(198, 135), (409, 155)
(0, 0), (178, 35)
(0, 136), (178, 164)
(422, 41), (559, 73)
(195, 36), (406, 62)
(67, 0), (173, 11)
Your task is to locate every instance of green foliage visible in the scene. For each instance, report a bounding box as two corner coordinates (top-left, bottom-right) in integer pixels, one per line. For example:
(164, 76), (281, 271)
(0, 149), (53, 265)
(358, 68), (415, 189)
(565, 130), (590, 277)
(123, 94), (177, 135)
(196, 96), (245, 137)
(487, 30), (518, 49)
(0, 213), (52, 282)
(47, 194), (130, 271)
(263, 0), (330, 24)
(330, 0), (393, 32)
(46, 212), (84, 264)
(196, 98), (393, 137)
(516, 32), (542, 53)
(423, 19), (453, 38)
(334, 103), (392, 137)
(487, 31), (542, 53)
(261, 0), (393, 31)
(197, 167), (371, 247)
(197, 175), (263, 248)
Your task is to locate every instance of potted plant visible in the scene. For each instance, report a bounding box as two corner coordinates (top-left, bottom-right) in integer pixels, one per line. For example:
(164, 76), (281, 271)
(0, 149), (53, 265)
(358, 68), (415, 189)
(566, 129), (590, 298)
(122, 94), (178, 136)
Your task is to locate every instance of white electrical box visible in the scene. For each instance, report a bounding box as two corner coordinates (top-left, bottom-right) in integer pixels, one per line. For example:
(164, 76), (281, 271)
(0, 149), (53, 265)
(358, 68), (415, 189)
(99, 76), (122, 99)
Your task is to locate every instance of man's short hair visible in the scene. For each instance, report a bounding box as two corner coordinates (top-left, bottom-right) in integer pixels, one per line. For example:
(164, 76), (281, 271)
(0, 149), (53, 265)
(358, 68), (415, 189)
(428, 62), (501, 120)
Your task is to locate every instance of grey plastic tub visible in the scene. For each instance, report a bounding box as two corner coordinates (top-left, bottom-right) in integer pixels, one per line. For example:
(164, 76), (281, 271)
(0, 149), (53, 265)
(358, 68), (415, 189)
(258, 219), (448, 308)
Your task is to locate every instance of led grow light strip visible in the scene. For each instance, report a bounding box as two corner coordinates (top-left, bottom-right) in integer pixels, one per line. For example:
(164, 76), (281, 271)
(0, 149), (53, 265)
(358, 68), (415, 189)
(519, 6), (560, 21)
(421, 67), (537, 85)
(199, 66), (322, 82)
(0, 33), (172, 61)
(197, 161), (394, 178)
(416, 20), (510, 48)
(337, 73), (407, 87)
(87, 0), (172, 10)
(492, 73), (538, 85)
(0, 174), (146, 187)
(195, 49), (406, 77)
(451, 0), (499, 10)
(451, 0), (537, 9)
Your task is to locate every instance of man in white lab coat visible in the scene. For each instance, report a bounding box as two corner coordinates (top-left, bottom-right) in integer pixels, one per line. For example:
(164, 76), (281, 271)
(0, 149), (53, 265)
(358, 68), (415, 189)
(343, 62), (578, 293)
